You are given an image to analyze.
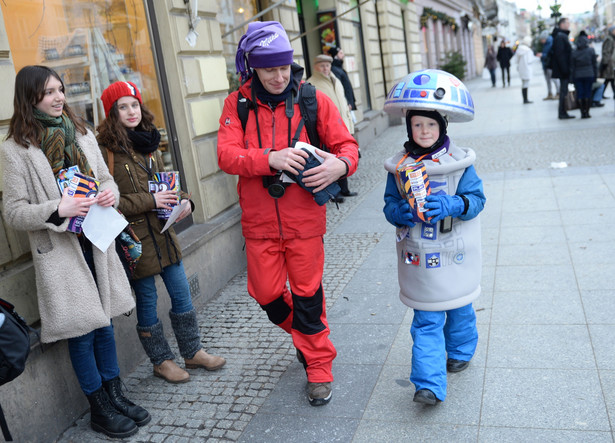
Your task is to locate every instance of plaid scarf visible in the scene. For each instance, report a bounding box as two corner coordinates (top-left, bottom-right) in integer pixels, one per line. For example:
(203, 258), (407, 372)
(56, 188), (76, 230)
(34, 109), (93, 179)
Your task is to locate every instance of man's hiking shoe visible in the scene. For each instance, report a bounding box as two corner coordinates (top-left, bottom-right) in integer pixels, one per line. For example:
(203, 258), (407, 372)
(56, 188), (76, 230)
(307, 382), (332, 406)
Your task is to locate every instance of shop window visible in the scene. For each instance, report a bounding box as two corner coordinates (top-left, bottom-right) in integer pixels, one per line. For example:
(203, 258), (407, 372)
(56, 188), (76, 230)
(1, 0), (173, 168)
(217, 0), (260, 92)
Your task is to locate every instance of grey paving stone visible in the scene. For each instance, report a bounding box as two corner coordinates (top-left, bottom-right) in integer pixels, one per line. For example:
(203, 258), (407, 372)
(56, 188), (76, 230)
(581, 290), (615, 324)
(238, 415), (359, 443)
(491, 290), (585, 325)
(498, 225), (567, 245)
(478, 427), (613, 443)
(353, 421), (479, 442)
(494, 264), (577, 292)
(362, 363), (484, 425)
(329, 323), (398, 365)
(588, 325), (615, 369)
(481, 368), (610, 430)
(487, 324), (595, 369)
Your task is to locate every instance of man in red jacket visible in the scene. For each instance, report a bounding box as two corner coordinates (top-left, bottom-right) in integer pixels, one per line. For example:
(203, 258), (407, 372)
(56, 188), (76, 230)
(217, 21), (359, 406)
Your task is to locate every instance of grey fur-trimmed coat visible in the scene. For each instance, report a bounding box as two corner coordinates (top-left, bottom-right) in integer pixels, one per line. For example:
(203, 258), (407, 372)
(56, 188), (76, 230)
(1, 129), (135, 343)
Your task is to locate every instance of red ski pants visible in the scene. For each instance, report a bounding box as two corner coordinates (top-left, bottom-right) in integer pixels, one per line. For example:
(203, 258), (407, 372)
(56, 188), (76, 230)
(245, 236), (336, 382)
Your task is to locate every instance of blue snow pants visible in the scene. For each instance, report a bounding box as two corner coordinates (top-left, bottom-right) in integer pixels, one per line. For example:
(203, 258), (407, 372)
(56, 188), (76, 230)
(410, 303), (478, 401)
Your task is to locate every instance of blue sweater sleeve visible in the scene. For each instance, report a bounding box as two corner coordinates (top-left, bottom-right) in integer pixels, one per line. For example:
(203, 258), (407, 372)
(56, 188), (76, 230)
(383, 172), (403, 226)
(456, 165), (486, 220)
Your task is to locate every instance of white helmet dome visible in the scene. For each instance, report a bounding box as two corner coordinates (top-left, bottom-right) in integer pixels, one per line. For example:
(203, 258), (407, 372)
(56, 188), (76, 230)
(383, 69), (474, 122)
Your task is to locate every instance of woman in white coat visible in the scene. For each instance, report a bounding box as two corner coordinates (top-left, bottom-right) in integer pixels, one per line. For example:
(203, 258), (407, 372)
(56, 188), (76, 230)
(516, 36), (537, 104)
(1, 65), (149, 438)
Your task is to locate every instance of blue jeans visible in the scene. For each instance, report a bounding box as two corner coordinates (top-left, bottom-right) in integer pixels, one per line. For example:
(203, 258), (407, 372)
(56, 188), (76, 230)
(593, 83), (605, 102)
(574, 78), (593, 100)
(131, 261), (193, 327)
(67, 324), (120, 395)
(410, 304), (478, 401)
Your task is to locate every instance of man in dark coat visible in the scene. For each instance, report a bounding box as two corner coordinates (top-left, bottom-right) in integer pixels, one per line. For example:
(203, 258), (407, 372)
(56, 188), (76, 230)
(328, 47), (356, 110)
(327, 46), (359, 198)
(550, 17), (575, 119)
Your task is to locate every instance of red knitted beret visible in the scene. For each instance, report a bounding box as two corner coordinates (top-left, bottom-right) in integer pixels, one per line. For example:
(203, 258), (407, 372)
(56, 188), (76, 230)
(100, 81), (142, 117)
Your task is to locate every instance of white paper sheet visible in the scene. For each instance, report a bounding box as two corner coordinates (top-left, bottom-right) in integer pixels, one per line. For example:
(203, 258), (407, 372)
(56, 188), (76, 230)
(82, 205), (128, 252)
(160, 199), (190, 233)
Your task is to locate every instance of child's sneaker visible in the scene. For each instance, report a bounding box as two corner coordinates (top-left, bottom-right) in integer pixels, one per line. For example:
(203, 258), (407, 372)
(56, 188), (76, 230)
(413, 389), (437, 405)
(307, 382), (332, 406)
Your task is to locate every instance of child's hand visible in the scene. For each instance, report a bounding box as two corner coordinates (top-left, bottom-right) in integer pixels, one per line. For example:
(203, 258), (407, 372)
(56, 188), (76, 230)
(424, 195), (464, 223)
(387, 200), (415, 227)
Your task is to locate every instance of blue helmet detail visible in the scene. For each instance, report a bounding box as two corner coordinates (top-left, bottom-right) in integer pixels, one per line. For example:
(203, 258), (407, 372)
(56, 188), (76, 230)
(383, 69), (474, 122)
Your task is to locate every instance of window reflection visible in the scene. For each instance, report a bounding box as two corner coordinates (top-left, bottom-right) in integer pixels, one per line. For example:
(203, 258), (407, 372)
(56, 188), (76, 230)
(1, 0), (171, 167)
(217, 0), (258, 92)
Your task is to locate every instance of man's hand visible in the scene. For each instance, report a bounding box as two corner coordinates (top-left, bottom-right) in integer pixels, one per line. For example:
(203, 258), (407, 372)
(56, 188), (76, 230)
(268, 148), (308, 175)
(300, 147), (347, 193)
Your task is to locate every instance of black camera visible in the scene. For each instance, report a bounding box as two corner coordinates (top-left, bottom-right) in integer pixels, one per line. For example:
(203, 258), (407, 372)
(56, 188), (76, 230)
(262, 172), (288, 199)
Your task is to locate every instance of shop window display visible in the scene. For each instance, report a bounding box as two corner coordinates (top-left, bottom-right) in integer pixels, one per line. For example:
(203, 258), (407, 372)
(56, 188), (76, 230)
(1, 0), (172, 167)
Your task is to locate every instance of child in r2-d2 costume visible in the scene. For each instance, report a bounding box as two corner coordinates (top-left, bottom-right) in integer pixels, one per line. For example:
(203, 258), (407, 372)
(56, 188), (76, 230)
(382, 69), (486, 405)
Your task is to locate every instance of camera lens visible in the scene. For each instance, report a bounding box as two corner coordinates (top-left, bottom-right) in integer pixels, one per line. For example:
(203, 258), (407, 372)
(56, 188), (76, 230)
(268, 183), (286, 199)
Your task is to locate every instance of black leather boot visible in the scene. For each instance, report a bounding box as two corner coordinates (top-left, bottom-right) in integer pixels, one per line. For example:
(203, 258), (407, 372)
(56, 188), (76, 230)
(103, 377), (151, 426)
(522, 88), (532, 104)
(87, 386), (138, 438)
(584, 98), (591, 118)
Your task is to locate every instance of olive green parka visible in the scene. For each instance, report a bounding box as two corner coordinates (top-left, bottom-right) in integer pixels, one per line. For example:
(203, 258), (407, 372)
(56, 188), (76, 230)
(100, 144), (187, 280)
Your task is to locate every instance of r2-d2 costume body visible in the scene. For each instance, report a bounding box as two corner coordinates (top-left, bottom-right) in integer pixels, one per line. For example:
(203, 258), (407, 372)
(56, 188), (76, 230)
(383, 70), (486, 401)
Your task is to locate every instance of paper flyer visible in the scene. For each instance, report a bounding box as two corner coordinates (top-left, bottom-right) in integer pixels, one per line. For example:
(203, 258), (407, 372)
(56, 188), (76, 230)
(56, 169), (99, 233)
(82, 205), (128, 252)
(396, 161), (431, 223)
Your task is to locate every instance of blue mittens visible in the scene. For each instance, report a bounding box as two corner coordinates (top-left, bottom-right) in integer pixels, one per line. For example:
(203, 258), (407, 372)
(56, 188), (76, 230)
(384, 199), (416, 227)
(424, 194), (465, 223)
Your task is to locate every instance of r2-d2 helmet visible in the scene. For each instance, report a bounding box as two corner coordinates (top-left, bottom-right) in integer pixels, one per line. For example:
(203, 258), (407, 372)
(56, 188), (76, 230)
(383, 69), (474, 122)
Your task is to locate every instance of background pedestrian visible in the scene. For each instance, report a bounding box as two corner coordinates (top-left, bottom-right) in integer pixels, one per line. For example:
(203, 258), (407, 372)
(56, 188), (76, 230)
(600, 25), (615, 98)
(571, 31), (598, 118)
(516, 36), (536, 104)
(496, 39), (513, 87)
(307, 54), (358, 201)
(485, 45), (498, 87)
(551, 17), (575, 119)
(539, 29), (560, 100)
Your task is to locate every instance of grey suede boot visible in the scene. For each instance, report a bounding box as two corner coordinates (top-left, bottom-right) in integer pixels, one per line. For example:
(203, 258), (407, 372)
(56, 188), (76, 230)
(137, 321), (189, 383)
(169, 309), (202, 359)
(136, 321), (175, 365)
(170, 309), (227, 371)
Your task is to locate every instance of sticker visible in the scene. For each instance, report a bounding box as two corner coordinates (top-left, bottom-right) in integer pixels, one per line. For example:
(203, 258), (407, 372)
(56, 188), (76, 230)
(454, 252), (465, 264)
(426, 252), (441, 268)
(421, 223), (436, 240)
(396, 226), (409, 242)
(404, 251), (420, 266)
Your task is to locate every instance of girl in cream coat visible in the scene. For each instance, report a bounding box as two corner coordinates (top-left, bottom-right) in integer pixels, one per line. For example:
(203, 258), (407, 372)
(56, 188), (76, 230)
(1, 65), (148, 438)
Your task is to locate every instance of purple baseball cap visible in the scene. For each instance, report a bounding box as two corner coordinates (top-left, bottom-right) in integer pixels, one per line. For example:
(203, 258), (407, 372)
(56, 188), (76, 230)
(235, 21), (294, 82)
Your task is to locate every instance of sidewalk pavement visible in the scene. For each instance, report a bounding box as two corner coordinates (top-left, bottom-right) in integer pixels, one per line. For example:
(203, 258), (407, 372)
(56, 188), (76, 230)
(57, 67), (615, 442)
